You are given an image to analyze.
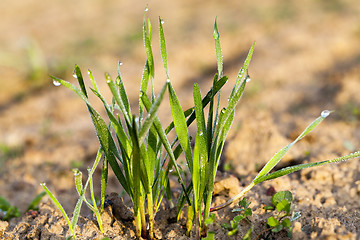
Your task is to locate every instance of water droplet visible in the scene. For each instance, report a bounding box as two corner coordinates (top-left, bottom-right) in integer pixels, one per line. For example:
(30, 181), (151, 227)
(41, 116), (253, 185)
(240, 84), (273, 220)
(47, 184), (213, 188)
(139, 91), (144, 97)
(240, 69), (245, 74)
(166, 79), (170, 83)
(169, 169), (174, 173)
(246, 77), (251, 83)
(53, 79), (61, 87)
(160, 19), (165, 24)
(72, 70), (77, 79)
(199, 131), (203, 136)
(144, 6), (149, 12)
(321, 110), (331, 118)
(119, 61), (123, 66)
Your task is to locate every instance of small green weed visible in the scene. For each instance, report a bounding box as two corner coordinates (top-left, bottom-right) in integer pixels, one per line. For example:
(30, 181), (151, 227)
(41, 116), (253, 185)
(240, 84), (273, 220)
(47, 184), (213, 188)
(0, 197), (20, 221)
(0, 192), (46, 221)
(261, 191), (301, 238)
(222, 197), (252, 236)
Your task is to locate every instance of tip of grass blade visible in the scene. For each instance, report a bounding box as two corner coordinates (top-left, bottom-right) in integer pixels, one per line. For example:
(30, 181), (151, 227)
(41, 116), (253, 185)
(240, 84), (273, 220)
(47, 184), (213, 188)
(320, 110), (333, 118)
(213, 17), (219, 40)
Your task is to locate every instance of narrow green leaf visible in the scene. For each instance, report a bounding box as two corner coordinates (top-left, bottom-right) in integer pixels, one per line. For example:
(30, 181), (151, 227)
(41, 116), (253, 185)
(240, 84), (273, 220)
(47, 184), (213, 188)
(126, 117), (142, 213)
(193, 83), (209, 197)
(143, 16), (154, 80)
(255, 150), (360, 183)
(74, 64), (87, 98)
(41, 184), (76, 240)
(73, 169), (83, 196)
(159, 17), (170, 79)
(139, 81), (168, 142)
(106, 74), (132, 125)
(26, 192), (46, 211)
(229, 43), (255, 100)
(88, 69), (100, 93)
(168, 82), (193, 173)
(165, 76), (228, 135)
(139, 60), (150, 117)
(140, 93), (191, 204)
(115, 72), (131, 118)
(101, 154), (108, 212)
(254, 114), (329, 183)
(213, 18), (223, 78)
(193, 131), (201, 219)
(87, 105), (131, 195)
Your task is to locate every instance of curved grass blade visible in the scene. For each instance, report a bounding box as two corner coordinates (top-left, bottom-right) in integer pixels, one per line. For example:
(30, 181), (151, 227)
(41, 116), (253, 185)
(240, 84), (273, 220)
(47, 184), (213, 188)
(165, 76), (228, 134)
(139, 81), (168, 142)
(254, 113), (329, 183)
(106, 74), (131, 126)
(49, 76), (130, 195)
(41, 183), (76, 240)
(168, 82), (193, 173)
(159, 17), (169, 79)
(26, 192), (46, 211)
(255, 150), (360, 183)
(143, 14), (154, 80)
(210, 111), (334, 212)
(74, 64), (87, 98)
(229, 43), (255, 100)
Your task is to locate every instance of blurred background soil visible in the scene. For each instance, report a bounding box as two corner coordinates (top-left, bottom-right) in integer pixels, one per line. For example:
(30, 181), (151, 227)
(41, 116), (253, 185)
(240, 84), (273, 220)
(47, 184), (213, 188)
(0, 0), (360, 239)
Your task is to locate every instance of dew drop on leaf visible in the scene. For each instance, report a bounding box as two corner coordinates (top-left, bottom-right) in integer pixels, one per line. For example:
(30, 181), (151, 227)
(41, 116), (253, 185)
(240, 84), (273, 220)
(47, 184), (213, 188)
(72, 70), (77, 79)
(246, 77), (251, 83)
(53, 79), (61, 87)
(321, 110), (331, 118)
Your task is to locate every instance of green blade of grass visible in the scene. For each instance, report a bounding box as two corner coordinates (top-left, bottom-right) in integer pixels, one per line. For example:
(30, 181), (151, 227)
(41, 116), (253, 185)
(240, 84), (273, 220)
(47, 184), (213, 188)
(139, 60), (150, 118)
(193, 83), (209, 197)
(229, 43), (255, 100)
(90, 87), (132, 161)
(87, 105), (131, 195)
(213, 18), (223, 78)
(74, 64), (87, 98)
(143, 15), (154, 80)
(210, 111), (333, 212)
(140, 93), (191, 204)
(159, 17), (169, 79)
(106, 74), (132, 125)
(101, 154), (108, 211)
(49, 76), (130, 195)
(255, 150), (360, 183)
(126, 117), (142, 213)
(115, 71), (131, 119)
(139, 81), (168, 142)
(41, 184), (76, 240)
(26, 192), (46, 211)
(165, 75), (228, 134)
(168, 82), (193, 173)
(254, 113), (329, 182)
